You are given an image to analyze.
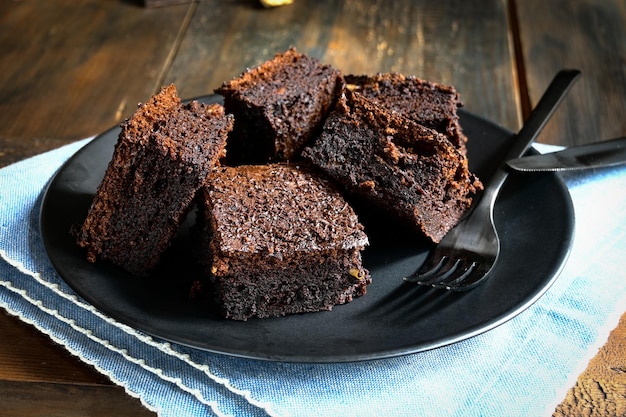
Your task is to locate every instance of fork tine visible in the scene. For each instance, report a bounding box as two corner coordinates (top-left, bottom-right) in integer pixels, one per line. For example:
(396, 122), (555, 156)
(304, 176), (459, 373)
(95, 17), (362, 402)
(432, 260), (479, 289)
(403, 255), (444, 283)
(403, 255), (464, 285)
(417, 258), (462, 286)
(446, 263), (492, 291)
(403, 255), (448, 283)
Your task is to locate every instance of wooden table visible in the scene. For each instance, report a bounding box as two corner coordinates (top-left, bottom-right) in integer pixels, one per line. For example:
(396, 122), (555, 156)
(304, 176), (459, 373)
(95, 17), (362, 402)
(1, 1), (625, 415)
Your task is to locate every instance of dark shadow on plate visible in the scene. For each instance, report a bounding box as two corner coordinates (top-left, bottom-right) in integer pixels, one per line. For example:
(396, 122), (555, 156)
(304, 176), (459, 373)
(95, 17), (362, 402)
(363, 281), (433, 312)
(360, 280), (467, 327)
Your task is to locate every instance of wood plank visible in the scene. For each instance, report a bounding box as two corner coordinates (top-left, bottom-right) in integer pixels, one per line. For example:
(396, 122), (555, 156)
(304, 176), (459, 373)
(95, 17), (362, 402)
(553, 313), (626, 417)
(167, 0), (521, 132)
(0, 311), (107, 385)
(144, 0), (192, 7)
(514, 0), (626, 146)
(0, 0), (193, 167)
(0, 380), (156, 417)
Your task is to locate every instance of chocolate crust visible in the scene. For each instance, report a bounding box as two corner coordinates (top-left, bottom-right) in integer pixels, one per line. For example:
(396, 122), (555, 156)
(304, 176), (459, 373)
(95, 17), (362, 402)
(206, 164), (369, 254)
(345, 73), (468, 153)
(302, 88), (482, 243)
(216, 48), (344, 164)
(77, 84), (234, 276)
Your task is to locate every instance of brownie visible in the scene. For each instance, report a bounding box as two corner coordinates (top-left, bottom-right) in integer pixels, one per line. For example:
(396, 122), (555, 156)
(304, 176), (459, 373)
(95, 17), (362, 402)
(345, 73), (468, 153)
(200, 163), (370, 321)
(302, 89), (483, 243)
(215, 48), (343, 164)
(77, 84), (234, 276)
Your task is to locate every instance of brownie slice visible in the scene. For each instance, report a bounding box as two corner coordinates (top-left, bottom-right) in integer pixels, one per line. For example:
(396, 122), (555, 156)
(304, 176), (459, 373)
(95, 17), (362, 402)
(77, 84), (234, 276)
(215, 48), (343, 164)
(302, 89), (483, 243)
(345, 73), (468, 153)
(200, 164), (370, 321)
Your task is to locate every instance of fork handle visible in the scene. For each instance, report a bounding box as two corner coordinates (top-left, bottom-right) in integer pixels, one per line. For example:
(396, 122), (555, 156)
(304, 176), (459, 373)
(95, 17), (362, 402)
(482, 69), (581, 204)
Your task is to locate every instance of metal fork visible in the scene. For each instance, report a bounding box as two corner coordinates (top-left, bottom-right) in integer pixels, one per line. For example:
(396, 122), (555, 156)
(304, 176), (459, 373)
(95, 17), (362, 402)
(404, 69), (581, 291)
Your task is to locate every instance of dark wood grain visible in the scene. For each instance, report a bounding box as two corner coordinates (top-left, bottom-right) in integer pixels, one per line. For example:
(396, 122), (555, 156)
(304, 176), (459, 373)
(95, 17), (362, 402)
(144, 0), (192, 7)
(168, 0), (520, 131)
(0, 311), (107, 385)
(0, 0), (193, 167)
(0, 380), (156, 417)
(514, 0), (626, 146)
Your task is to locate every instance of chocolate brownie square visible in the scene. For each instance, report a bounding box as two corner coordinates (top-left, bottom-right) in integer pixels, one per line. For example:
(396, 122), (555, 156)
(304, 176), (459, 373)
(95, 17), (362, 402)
(200, 163), (370, 321)
(77, 84), (234, 275)
(302, 89), (482, 243)
(216, 48), (343, 164)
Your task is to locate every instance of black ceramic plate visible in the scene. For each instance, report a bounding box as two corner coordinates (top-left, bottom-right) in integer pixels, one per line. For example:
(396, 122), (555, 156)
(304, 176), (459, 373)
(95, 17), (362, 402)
(40, 95), (574, 363)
